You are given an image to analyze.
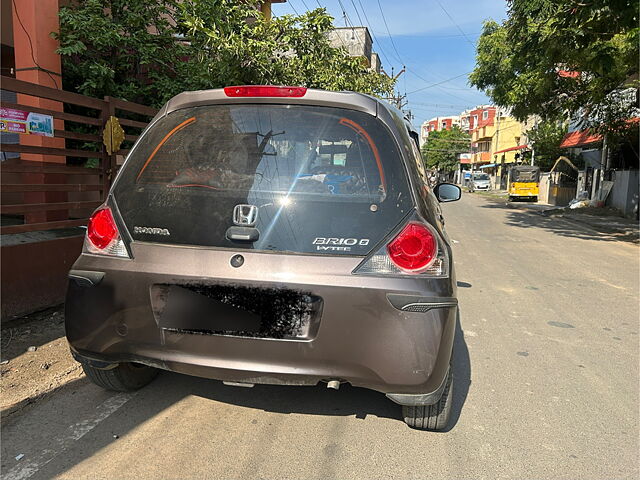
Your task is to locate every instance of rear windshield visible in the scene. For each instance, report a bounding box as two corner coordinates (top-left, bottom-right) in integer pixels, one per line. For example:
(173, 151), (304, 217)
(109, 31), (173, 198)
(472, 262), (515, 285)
(512, 168), (540, 182)
(113, 104), (412, 255)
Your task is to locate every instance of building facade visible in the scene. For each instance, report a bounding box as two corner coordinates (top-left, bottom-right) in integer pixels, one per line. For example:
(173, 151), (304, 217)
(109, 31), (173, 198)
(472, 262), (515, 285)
(419, 115), (461, 147)
(469, 105), (497, 166)
(466, 105), (529, 188)
(328, 26), (383, 71)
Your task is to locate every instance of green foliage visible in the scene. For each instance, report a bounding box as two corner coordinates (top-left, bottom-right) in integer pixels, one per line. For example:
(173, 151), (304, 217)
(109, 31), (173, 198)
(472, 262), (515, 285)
(421, 126), (471, 172)
(525, 120), (569, 170)
(469, 1), (639, 136)
(54, 0), (394, 107)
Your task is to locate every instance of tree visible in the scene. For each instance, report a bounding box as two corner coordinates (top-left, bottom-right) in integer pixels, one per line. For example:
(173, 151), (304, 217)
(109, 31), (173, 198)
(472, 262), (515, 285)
(525, 120), (569, 170)
(421, 126), (471, 172)
(54, 0), (395, 107)
(469, 1), (639, 136)
(55, 0), (190, 105)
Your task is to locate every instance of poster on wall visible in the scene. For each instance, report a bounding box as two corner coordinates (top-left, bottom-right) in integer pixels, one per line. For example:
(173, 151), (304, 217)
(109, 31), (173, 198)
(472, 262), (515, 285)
(0, 108), (54, 137)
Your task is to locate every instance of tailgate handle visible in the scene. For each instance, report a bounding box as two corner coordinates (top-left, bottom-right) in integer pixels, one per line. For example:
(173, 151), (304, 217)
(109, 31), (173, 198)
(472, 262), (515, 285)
(226, 226), (259, 242)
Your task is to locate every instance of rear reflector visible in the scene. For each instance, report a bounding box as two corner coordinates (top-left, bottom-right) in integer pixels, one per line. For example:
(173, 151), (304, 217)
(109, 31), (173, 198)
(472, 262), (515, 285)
(224, 86), (307, 98)
(85, 206), (129, 258)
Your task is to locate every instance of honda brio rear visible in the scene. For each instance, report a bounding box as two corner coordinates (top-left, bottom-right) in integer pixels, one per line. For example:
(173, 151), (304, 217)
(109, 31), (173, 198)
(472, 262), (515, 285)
(65, 86), (461, 430)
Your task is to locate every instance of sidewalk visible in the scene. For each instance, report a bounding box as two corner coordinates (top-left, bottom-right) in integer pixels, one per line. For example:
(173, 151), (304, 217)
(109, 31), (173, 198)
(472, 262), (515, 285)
(543, 206), (639, 244)
(474, 190), (639, 244)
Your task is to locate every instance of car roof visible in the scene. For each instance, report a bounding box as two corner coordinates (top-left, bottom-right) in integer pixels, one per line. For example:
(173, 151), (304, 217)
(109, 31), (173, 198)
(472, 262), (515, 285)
(154, 87), (413, 135)
(160, 87), (381, 118)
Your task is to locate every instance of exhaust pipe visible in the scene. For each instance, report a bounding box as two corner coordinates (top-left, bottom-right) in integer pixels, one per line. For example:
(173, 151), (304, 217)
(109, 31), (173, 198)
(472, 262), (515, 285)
(327, 380), (340, 390)
(223, 381), (255, 388)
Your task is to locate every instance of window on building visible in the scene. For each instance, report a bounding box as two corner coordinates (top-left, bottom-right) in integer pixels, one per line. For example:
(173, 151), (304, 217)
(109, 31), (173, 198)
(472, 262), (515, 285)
(441, 121), (447, 129)
(472, 115), (478, 126)
(482, 110), (489, 120)
(477, 141), (491, 153)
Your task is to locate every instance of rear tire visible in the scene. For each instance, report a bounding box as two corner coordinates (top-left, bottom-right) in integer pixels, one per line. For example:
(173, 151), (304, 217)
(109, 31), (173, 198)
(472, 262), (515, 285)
(81, 362), (158, 392)
(402, 371), (453, 431)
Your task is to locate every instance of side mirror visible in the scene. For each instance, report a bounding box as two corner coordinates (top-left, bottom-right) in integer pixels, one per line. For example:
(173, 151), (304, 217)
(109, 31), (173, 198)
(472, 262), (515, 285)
(435, 183), (461, 202)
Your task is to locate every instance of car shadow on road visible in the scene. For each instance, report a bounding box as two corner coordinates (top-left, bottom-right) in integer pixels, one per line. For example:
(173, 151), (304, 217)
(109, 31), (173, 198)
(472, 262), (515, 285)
(3, 321), (471, 479)
(479, 200), (639, 243)
(445, 311), (471, 432)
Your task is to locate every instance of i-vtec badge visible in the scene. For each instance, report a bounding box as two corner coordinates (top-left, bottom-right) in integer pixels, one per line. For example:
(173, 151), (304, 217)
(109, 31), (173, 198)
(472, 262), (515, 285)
(134, 226), (170, 236)
(313, 237), (369, 251)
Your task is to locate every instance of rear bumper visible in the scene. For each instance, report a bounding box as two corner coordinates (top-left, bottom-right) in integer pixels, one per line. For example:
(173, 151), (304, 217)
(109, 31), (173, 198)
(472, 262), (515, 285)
(65, 245), (457, 403)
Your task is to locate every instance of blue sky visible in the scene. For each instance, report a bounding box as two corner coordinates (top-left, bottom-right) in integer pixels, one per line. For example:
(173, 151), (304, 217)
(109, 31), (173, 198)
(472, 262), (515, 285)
(271, 0), (508, 129)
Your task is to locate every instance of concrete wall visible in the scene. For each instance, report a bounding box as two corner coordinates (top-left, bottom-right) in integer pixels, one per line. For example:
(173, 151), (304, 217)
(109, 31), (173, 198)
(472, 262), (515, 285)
(608, 170), (639, 217)
(370, 52), (381, 73)
(539, 172), (550, 203)
(327, 27), (372, 64)
(549, 185), (576, 206)
(1, 235), (83, 319)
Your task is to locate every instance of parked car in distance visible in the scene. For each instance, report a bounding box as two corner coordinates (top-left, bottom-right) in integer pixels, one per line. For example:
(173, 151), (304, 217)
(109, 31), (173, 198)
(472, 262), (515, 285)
(65, 86), (461, 431)
(470, 172), (491, 192)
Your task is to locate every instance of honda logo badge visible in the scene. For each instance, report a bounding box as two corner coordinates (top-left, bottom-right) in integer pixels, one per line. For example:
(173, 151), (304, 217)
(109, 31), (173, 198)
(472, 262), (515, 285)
(233, 204), (258, 226)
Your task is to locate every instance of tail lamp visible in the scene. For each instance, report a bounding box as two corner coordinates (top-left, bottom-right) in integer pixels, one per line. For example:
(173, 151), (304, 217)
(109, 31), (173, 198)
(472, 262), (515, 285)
(387, 222), (438, 273)
(84, 206), (129, 258)
(353, 221), (448, 277)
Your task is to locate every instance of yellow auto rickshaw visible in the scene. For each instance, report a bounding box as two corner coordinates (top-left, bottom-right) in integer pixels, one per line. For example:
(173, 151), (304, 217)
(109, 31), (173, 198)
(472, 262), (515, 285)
(508, 165), (540, 201)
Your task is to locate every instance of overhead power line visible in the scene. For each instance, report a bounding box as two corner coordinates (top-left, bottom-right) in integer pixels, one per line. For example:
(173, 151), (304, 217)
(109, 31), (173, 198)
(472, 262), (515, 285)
(407, 72), (472, 94)
(298, 0), (311, 11)
(376, 0), (405, 65)
(336, 0), (354, 27)
(354, 0), (396, 72)
(314, 0), (352, 51)
(349, 0), (366, 28)
(287, 0), (300, 16)
(433, 0), (476, 46)
(404, 66), (481, 104)
(420, 31), (482, 38)
(412, 101), (471, 108)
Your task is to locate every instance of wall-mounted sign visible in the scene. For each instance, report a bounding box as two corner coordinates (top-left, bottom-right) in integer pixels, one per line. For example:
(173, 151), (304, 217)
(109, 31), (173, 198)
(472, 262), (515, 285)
(0, 108), (54, 137)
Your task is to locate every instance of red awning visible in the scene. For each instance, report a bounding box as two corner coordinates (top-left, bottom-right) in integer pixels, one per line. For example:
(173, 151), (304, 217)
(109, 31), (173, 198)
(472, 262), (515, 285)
(460, 157), (471, 164)
(559, 130), (602, 148)
(493, 144), (529, 155)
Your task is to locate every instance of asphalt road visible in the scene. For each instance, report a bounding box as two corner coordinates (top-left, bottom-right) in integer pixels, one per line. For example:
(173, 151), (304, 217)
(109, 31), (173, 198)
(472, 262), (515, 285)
(2, 193), (639, 480)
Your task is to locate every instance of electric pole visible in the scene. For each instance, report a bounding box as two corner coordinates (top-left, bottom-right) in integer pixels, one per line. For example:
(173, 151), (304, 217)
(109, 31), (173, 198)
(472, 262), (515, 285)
(381, 66), (406, 109)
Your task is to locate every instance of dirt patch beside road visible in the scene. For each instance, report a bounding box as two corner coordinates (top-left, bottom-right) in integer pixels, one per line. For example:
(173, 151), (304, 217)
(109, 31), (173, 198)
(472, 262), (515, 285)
(474, 191), (639, 244)
(1, 305), (84, 418)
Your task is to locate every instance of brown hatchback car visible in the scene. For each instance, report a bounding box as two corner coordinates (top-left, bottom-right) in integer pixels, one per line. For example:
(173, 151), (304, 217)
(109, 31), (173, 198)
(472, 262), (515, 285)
(65, 86), (461, 430)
